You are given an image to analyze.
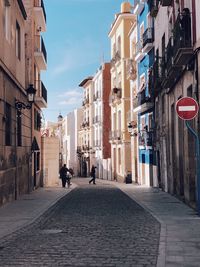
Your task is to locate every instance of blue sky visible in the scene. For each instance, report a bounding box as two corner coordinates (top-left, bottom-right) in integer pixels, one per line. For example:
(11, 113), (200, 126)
(42, 0), (129, 122)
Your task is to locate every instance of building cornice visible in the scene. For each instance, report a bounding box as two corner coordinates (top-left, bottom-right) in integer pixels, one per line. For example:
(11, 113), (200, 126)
(108, 13), (135, 38)
(79, 76), (93, 87)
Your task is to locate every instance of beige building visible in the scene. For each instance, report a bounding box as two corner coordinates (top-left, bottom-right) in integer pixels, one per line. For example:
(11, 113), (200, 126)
(108, 2), (134, 182)
(0, 0), (47, 205)
(23, 0), (47, 189)
(126, 14), (138, 183)
(0, 0), (30, 204)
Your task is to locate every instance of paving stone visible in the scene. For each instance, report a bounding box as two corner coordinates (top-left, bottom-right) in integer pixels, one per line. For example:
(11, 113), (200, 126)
(0, 182), (160, 266)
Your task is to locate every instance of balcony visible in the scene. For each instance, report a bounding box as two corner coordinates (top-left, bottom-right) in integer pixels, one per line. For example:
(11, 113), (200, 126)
(160, 0), (172, 6)
(142, 28), (154, 53)
(93, 92), (100, 101)
(109, 130), (122, 142)
(149, 57), (165, 97)
(126, 59), (137, 81)
(135, 40), (145, 62)
(173, 11), (193, 66)
(162, 38), (182, 89)
(149, 0), (159, 17)
(82, 120), (90, 128)
(34, 0), (46, 32)
(82, 97), (89, 106)
(111, 51), (121, 68)
(34, 35), (47, 70)
(93, 115), (101, 124)
(110, 87), (122, 104)
(34, 80), (47, 108)
(133, 0), (145, 15)
(133, 89), (153, 113)
(94, 140), (101, 147)
(138, 131), (153, 149)
(82, 145), (89, 151)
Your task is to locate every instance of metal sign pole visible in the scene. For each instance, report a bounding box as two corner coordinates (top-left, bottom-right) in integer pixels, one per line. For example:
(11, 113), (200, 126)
(185, 121), (200, 215)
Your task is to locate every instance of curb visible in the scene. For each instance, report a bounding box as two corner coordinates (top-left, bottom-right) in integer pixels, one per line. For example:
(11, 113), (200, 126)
(0, 184), (77, 242)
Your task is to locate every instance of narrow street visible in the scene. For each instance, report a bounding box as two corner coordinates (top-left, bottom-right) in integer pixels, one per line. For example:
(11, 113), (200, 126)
(0, 179), (160, 267)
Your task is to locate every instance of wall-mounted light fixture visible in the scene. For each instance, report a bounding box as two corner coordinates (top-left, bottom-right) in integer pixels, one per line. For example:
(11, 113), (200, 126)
(15, 84), (36, 111)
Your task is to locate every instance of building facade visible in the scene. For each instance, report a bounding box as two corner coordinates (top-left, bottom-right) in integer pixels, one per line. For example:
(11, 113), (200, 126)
(126, 11), (138, 183)
(23, 0), (47, 189)
(108, 2), (133, 182)
(92, 63), (111, 180)
(152, 0), (197, 208)
(78, 77), (93, 177)
(0, 0), (30, 204)
(133, 0), (157, 187)
(63, 108), (83, 176)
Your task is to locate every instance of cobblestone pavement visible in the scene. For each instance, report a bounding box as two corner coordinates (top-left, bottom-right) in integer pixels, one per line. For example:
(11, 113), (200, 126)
(0, 180), (160, 267)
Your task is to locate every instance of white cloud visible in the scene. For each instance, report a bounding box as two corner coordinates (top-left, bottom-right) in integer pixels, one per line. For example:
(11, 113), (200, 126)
(57, 88), (82, 106)
(52, 37), (100, 76)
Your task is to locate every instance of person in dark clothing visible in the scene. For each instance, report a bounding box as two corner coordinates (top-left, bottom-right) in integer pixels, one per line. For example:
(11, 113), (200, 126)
(89, 165), (97, 184)
(59, 164), (69, 188)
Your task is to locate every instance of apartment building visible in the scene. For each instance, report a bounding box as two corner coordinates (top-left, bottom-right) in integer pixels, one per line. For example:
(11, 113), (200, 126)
(126, 12), (138, 183)
(108, 2), (133, 182)
(152, 0), (197, 207)
(0, 0), (30, 204)
(92, 63), (111, 180)
(78, 77), (93, 177)
(23, 0), (47, 189)
(133, 0), (157, 187)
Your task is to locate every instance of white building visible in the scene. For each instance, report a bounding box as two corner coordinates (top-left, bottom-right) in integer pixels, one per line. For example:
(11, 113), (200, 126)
(63, 108), (83, 176)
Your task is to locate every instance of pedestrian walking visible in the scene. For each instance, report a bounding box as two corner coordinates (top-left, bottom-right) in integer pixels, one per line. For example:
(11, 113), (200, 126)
(89, 165), (97, 184)
(59, 164), (69, 188)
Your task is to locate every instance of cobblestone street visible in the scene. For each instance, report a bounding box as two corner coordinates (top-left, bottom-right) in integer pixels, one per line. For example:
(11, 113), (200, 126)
(0, 179), (160, 267)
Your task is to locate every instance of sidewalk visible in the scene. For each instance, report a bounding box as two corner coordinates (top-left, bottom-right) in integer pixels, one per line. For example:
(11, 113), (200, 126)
(0, 184), (76, 240)
(97, 179), (200, 267)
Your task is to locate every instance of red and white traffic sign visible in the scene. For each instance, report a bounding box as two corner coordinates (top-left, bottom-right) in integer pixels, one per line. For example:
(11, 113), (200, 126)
(176, 97), (199, 120)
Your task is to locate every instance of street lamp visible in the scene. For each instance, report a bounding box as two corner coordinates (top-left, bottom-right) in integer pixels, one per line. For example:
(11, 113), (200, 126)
(127, 122), (133, 133)
(15, 84), (36, 110)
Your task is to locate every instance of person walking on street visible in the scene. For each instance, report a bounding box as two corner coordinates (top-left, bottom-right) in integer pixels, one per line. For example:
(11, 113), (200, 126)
(59, 164), (69, 188)
(89, 165), (97, 184)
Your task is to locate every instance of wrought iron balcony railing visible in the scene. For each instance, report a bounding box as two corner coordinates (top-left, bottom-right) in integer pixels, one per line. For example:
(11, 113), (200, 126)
(142, 28), (154, 48)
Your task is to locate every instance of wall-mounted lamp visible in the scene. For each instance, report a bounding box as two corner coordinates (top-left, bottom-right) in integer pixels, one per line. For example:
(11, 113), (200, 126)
(15, 84), (36, 111)
(127, 122), (133, 133)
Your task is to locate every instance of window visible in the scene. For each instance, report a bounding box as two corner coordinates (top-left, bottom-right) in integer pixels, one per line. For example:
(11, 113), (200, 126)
(17, 110), (22, 146)
(117, 36), (121, 56)
(118, 110), (121, 131)
(34, 109), (41, 131)
(16, 21), (21, 60)
(36, 152), (40, 171)
(118, 148), (121, 172)
(5, 102), (11, 146)
(3, 0), (10, 41)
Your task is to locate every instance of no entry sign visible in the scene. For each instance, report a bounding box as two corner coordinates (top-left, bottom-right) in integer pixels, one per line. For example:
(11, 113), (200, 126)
(176, 97), (199, 120)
